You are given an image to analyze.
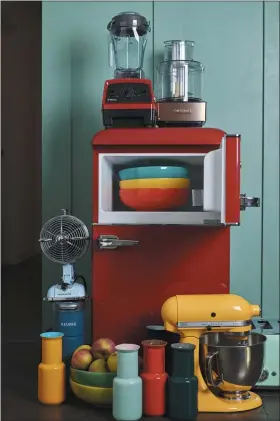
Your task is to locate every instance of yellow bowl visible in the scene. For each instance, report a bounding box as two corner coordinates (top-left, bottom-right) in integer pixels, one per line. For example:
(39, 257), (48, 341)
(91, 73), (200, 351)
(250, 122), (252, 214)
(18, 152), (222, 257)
(70, 378), (113, 407)
(119, 178), (190, 189)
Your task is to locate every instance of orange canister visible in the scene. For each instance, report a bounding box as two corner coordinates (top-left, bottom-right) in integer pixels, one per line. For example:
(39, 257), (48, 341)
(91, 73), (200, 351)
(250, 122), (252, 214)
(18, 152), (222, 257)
(38, 332), (66, 405)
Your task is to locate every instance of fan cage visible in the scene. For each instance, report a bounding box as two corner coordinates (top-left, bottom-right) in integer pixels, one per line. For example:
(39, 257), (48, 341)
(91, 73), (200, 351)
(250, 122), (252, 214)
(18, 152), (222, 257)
(39, 214), (90, 264)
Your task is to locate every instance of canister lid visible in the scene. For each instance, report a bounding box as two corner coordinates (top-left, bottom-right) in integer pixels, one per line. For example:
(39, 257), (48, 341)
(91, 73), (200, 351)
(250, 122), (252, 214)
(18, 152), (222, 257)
(171, 343), (196, 351)
(107, 12), (150, 37)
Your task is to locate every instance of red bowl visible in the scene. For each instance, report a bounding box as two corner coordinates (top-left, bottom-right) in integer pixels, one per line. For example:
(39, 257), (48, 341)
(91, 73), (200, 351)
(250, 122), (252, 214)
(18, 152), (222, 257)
(119, 188), (189, 211)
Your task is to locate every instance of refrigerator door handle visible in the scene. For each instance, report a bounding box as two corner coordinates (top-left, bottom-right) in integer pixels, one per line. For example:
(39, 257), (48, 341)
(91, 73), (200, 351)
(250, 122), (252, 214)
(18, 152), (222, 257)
(97, 235), (139, 250)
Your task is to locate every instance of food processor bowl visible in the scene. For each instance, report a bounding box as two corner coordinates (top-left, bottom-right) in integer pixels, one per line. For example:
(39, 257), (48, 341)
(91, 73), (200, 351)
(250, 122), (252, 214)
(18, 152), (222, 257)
(156, 40), (204, 103)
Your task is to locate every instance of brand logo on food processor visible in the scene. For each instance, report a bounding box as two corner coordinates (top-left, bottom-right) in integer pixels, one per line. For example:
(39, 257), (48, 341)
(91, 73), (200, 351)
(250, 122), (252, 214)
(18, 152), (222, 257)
(173, 108), (192, 114)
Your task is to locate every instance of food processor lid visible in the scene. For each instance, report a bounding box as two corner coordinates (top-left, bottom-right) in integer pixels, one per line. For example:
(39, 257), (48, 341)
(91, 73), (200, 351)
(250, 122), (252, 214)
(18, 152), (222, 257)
(107, 11), (150, 37)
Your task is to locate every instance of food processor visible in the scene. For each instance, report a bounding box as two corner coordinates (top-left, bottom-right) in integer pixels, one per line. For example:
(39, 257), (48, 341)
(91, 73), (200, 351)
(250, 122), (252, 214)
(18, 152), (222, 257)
(156, 40), (206, 127)
(102, 12), (157, 128)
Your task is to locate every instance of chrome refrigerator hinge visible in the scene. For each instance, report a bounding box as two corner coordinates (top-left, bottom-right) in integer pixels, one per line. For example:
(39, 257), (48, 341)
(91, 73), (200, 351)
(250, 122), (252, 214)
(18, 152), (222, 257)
(240, 194), (260, 211)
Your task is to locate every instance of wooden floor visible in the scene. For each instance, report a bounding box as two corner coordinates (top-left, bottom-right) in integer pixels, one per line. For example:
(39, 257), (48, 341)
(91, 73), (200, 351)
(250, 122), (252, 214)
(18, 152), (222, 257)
(1, 256), (280, 421)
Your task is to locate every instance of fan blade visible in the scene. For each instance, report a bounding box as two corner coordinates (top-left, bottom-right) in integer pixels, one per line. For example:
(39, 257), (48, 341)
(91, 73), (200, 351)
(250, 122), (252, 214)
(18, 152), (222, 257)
(39, 239), (53, 243)
(41, 229), (56, 238)
(67, 226), (87, 237)
(68, 237), (89, 240)
(67, 241), (84, 251)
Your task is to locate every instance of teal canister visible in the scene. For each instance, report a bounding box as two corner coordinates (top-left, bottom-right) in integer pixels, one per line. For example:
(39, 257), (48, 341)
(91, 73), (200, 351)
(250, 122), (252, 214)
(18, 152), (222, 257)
(168, 343), (198, 421)
(113, 344), (142, 421)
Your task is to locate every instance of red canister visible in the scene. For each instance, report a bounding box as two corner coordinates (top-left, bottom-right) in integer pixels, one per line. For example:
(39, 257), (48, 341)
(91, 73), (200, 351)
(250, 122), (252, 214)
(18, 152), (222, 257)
(140, 339), (168, 416)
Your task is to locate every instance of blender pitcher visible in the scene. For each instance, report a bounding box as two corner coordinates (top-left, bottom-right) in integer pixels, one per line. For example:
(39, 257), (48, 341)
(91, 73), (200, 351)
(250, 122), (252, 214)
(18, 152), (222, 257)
(107, 12), (151, 79)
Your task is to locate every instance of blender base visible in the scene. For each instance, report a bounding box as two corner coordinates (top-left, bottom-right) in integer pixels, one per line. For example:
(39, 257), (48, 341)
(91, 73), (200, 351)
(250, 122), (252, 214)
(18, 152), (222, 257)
(103, 108), (157, 128)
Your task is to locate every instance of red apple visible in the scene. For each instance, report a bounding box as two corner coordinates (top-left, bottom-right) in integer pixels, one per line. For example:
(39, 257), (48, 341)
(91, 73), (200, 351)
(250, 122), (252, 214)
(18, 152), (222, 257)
(71, 349), (93, 370)
(92, 338), (115, 360)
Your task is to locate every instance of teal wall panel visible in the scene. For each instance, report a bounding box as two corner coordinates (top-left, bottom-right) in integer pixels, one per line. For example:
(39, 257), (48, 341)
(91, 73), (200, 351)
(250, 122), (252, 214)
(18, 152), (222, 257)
(154, 1), (264, 306)
(42, 1), (280, 335)
(42, 1), (153, 337)
(262, 2), (280, 318)
(42, 7), (73, 329)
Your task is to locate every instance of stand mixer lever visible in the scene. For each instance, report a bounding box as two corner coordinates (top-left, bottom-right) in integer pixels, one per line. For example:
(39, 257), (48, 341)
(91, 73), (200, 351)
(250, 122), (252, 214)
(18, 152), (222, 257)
(97, 235), (139, 250)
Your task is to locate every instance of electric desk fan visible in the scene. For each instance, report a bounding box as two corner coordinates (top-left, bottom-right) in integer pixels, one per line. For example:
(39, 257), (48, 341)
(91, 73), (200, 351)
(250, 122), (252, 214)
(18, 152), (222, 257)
(39, 209), (90, 358)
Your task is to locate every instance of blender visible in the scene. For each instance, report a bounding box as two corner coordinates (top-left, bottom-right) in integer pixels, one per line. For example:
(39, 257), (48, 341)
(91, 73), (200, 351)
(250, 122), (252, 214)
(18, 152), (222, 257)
(102, 11), (157, 128)
(156, 40), (206, 127)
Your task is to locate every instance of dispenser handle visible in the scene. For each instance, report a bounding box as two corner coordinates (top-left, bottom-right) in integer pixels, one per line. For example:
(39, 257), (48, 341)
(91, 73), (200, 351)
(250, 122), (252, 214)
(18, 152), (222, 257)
(205, 351), (223, 387)
(58, 303), (79, 310)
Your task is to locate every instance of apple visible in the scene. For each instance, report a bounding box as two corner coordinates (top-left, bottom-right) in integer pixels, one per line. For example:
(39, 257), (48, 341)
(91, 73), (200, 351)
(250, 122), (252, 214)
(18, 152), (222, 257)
(88, 358), (107, 373)
(73, 344), (92, 356)
(92, 338), (115, 360)
(71, 349), (93, 370)
(107, 352), (118, 373)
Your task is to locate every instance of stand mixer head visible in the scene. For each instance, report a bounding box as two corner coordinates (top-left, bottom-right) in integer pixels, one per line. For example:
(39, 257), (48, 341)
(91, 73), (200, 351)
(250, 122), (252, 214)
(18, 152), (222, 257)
(161, 294), (266, 413)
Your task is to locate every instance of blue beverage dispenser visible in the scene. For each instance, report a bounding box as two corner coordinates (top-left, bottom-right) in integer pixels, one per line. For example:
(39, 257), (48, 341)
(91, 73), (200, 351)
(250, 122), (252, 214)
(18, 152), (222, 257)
(39, 209), (90, 363)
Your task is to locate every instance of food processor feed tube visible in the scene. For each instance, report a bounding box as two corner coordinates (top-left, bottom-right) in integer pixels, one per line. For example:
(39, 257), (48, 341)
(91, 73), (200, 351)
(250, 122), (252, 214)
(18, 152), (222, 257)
(168, 343), (198, 421)
(141, 340), (168, 416)
(169, 41), (189, 101)
(113, 344), (142, 421)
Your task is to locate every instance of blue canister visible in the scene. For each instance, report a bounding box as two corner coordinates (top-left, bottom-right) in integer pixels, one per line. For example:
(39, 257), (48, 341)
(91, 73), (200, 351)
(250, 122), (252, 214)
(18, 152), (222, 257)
(113, 344), (142, 421)
(54, 301), (85, 363)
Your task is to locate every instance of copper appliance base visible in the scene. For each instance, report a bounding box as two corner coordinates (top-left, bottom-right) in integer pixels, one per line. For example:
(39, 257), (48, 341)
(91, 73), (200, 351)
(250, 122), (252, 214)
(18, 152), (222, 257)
(157, 101), (206, 127)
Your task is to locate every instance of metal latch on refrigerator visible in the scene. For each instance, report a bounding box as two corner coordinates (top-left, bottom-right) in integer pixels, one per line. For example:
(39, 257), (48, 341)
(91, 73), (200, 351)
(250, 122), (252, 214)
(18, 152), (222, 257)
(240, 194), (260, 211)
(97, 235), (139, 250)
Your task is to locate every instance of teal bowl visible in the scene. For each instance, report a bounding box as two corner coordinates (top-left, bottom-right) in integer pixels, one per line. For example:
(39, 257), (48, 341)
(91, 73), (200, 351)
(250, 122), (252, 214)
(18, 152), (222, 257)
(119, 166), (189, 181)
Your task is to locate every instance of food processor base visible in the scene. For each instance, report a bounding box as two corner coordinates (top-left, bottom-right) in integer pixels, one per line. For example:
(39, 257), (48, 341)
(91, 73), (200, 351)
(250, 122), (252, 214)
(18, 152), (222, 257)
(157, 121), (205, 128)
(157, 101), (206, 127)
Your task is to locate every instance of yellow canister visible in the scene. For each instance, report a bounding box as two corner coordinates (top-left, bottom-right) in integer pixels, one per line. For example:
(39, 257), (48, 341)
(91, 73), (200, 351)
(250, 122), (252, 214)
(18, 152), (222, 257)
(38, 332), (66, 405)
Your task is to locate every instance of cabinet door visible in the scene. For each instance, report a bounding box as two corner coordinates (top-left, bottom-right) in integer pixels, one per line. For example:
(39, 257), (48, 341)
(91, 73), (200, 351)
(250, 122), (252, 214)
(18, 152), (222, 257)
(92, 225), (230, 345)
(204, 135), (240, 225)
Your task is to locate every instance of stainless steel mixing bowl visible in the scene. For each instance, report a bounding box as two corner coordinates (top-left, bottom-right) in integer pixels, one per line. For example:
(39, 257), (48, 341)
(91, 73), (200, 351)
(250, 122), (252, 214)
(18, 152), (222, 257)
(199, 332), (266, 398)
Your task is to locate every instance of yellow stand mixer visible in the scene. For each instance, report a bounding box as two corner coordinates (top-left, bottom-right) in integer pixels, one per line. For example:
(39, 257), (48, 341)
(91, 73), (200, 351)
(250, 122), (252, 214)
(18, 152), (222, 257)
(161, 294), (266, 412)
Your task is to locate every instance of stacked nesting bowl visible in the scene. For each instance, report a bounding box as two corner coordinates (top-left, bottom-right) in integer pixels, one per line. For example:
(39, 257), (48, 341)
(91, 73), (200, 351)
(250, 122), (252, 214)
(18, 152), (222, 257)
(70, 368), (116, 407)
(119, 166), (190, 211)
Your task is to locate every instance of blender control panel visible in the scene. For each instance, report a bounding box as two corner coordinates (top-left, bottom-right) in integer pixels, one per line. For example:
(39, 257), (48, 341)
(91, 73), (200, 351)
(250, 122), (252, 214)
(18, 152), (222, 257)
(106, 83), (152, 103)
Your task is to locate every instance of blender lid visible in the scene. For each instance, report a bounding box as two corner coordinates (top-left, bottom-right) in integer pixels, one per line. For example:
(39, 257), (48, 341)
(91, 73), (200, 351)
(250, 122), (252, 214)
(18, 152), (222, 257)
(107, 11), (150, 36)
